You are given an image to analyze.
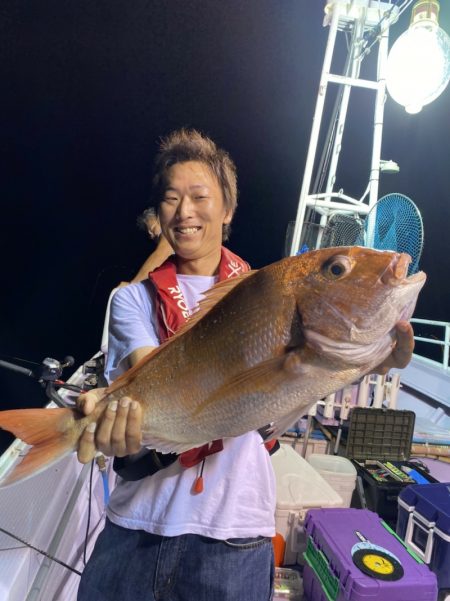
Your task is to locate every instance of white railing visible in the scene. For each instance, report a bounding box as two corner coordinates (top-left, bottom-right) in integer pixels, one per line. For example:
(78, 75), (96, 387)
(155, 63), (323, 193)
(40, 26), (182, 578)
(411, 318), (450, 371)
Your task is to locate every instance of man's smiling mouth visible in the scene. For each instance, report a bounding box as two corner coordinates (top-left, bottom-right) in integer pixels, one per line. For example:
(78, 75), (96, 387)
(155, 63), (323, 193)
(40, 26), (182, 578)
(175, 226), (201, 234)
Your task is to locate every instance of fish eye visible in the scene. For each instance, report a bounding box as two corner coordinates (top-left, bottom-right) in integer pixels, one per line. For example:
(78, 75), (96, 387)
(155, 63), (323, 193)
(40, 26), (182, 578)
(323, 255), (352, 279)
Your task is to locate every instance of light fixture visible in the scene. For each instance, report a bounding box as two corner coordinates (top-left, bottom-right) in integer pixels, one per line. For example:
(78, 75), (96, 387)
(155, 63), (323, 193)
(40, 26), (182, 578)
(380, 159), (400, 174)
(386, 0), (450, 114)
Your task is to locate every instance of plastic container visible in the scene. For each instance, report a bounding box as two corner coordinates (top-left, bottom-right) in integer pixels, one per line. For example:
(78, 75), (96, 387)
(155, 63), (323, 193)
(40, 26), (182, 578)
(397, 482), (450, 592)
(271, 444), (344, 565)
(303, 508), (438, 601)
(307, 454), (357, 507)
(346, 408), (436, 526)
(273, 567), (303, 600)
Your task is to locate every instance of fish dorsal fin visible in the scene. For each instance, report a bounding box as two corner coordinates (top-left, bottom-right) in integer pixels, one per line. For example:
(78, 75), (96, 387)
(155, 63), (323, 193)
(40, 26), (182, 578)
(107, 270), (256, 393)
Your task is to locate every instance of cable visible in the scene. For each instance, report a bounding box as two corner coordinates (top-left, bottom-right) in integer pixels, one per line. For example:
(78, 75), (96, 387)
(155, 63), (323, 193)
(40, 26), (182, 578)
(83, 460), (95, 566)
(101, 471), (110, 505)
(53, 380), (85, 393)
(0, 526), (82, 576)
(0, 355), (42, 367)
(357, 0), (416, 59)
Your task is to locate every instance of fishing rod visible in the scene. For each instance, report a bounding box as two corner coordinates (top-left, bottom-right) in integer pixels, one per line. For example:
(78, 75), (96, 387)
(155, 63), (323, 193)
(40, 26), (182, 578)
(0, 354), (85, 405)
(0, 352), (109, 580)
(0, 525), (82, 576)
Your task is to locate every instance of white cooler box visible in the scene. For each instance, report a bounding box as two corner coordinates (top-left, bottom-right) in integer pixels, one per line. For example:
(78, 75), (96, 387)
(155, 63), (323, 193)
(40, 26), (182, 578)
(271, 443), (344, 565)
(307, 453), (357, 507)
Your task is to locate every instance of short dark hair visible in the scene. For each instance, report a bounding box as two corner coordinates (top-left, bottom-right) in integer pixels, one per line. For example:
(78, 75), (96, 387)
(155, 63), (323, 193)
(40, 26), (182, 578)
(151, 128), (237, 240)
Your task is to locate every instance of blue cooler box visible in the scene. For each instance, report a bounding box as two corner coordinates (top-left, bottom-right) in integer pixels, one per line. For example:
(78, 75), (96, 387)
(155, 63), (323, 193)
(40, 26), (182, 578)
(397, 482), (450, 591)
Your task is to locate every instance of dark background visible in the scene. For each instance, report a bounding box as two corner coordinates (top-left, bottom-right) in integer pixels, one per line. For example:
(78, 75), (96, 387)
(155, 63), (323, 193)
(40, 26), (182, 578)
(1, 1), (449, 450)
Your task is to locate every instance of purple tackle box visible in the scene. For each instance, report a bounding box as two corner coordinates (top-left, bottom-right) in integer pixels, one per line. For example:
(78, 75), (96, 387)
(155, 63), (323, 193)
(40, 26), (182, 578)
(302, 508), (438, 601)
(397, 482), (450, 592)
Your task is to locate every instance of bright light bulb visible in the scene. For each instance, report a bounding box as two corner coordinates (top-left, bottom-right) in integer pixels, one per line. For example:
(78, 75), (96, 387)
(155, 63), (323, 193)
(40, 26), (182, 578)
(386, 13), (450, 113)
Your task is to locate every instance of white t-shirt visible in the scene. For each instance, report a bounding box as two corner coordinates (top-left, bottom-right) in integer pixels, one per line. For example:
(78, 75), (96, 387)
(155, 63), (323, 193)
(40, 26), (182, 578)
(104, 277), (276, 539)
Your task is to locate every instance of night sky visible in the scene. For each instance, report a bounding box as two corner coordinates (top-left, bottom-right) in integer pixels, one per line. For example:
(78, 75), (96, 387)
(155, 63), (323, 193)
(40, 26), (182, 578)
(1, 1), (449, 449)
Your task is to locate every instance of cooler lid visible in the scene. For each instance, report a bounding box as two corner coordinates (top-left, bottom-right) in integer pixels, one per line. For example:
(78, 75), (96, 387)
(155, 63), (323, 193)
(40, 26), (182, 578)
(304, 508), (438, 600)
(346, 408), (415, 461)
(399, 483), (450, 534)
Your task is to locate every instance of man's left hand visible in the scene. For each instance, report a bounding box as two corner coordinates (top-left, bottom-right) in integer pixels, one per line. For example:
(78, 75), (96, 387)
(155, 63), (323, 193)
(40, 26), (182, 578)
(374, 321), (414, 375)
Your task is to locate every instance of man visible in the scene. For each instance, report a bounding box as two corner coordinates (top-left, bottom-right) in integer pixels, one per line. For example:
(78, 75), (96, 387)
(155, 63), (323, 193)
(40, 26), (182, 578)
(77, 129), (276, 601)
(77, 128), (415, 601)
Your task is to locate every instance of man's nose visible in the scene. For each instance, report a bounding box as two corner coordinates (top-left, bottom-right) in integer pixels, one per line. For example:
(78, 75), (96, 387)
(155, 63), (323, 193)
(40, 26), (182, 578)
(176, 195), (194, 219)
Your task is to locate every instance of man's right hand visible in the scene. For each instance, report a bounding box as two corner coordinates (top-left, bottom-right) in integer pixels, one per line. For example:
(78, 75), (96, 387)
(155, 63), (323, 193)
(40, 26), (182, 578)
(77, 388), (143, 464)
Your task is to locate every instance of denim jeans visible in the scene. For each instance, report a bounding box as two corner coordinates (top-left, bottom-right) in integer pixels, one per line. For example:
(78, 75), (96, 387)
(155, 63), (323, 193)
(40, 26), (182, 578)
(77, 519), (274, 601)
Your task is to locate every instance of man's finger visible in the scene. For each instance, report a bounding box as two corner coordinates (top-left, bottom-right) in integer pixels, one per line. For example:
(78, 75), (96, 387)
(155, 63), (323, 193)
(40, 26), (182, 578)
(77, 422), (97, 463)
(125, 401), (143, 455)
(77, 388), (105, 416)
(392, 321), (414, 368)
(95, 401), (119, 455)
(384, 321), (414, 370)
(109, 398), (132, 456)
(373, 321), (415, 374)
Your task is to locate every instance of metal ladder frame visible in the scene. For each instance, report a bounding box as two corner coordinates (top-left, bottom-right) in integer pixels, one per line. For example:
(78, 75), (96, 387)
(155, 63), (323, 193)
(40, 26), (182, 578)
(289, 0), (397, 255)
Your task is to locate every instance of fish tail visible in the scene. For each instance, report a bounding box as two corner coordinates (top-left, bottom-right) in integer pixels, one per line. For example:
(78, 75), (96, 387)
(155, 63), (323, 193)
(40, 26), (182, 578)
(0, 407), (86, 485)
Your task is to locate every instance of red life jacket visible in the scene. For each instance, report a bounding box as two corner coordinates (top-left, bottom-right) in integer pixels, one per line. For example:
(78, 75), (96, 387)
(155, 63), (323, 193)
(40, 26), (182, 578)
(148, 246), (250, 467)
(148, 246), (250, 341)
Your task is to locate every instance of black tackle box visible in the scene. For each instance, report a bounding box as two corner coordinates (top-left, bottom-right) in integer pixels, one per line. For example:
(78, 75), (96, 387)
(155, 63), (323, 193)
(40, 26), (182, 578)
(345, 408), (436, 527)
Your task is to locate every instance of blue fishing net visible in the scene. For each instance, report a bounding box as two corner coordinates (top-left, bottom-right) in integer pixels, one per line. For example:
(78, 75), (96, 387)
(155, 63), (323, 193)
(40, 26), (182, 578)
(358, 193), (424, 275)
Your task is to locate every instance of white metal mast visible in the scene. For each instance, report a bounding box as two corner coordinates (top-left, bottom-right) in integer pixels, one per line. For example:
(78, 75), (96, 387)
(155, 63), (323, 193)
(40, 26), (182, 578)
(289, 0), (398, 255)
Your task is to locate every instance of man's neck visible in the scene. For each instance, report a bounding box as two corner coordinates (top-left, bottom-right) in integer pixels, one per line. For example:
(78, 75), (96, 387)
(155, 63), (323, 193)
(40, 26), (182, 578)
(175, 249), (222, 276)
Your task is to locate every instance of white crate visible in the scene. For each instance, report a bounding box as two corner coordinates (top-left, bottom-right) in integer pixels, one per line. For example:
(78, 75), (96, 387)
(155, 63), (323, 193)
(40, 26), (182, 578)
(307, 453), (357, 507)
(271, 444), (344, 565)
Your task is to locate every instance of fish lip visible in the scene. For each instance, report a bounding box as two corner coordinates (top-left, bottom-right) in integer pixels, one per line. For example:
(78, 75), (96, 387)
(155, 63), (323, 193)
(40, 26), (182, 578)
(394, 270), (427, 298)
(405, 270), (426, 285)
(380, 253), (411, 285)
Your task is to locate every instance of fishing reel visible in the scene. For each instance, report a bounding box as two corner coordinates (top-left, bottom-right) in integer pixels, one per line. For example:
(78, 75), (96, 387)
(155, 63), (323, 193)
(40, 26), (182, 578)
(39, 356), (82, 407)
(0, 353), (101, 407)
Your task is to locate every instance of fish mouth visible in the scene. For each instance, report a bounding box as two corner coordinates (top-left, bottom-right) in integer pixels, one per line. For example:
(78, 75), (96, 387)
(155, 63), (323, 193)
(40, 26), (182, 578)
(387, 269), (426, 322)
(380, 253), (426, 288)
(380, 252), (410, 285)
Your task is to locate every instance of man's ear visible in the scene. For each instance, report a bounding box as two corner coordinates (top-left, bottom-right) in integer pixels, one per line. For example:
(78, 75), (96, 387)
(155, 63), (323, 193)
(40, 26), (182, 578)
(223, 209), (233, 225)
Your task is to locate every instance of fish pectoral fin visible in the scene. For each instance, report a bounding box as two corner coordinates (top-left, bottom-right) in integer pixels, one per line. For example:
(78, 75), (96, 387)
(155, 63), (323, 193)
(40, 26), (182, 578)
(193, 351), (304, 417)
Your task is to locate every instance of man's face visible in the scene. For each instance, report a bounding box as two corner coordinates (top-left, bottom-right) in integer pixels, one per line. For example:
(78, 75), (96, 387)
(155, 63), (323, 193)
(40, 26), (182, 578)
(158, 161), (232, 261)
